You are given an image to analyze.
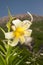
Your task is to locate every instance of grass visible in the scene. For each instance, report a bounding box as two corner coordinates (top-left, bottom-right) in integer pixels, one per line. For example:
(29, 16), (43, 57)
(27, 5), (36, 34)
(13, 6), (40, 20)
(30, 21), (43, 52)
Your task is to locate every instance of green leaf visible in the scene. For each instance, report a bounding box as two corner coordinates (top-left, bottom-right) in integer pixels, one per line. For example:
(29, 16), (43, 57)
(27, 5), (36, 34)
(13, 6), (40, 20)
(6, 8), (13, 32)
(0, 45), (6, 55)
(0, 27), (5, 34)
(0, 54), (6, 65)
(6, 8), (16, 32)
(14, 55), (27, 65)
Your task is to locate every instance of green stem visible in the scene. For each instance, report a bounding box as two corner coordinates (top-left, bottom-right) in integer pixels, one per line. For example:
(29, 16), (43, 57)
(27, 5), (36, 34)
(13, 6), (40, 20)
(6, 42), (12, 65)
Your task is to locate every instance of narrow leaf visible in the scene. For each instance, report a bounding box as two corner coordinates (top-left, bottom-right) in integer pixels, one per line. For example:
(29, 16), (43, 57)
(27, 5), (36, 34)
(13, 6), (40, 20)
(0, 45), (6, 55)
(0, 27), (5, 34)
(0, 54), (6, 65)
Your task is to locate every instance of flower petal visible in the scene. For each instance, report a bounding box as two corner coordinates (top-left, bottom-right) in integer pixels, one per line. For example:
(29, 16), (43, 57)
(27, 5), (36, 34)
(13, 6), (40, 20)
(9, 38), (19, 46)
(5, 32), (14, 39)
(11, 25), (16, 31)
(24, 29), (32, 37)
(12, 19), (21, 27)
(22, 20), (32, 30)
(25, 37), (32, 43)
(19, 36), (25, 44)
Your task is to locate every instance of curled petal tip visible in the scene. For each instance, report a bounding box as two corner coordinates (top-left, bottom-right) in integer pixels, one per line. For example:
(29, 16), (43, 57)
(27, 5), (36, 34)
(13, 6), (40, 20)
(27, 11), (33, 22)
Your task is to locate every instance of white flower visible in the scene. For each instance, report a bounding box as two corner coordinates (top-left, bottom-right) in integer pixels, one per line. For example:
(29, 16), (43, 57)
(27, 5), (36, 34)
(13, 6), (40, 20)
(40, 53), (43, 56)
(26, 61), (31, 64)
(5, 12), (33, 46)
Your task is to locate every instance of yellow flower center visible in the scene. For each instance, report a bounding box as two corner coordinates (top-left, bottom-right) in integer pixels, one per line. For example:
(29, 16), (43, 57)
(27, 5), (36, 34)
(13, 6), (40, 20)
(14, 27), (24, 38)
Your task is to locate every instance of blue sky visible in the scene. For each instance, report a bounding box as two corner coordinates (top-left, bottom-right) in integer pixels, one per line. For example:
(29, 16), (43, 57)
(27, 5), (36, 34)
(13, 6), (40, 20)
(0, 0), (43, 17)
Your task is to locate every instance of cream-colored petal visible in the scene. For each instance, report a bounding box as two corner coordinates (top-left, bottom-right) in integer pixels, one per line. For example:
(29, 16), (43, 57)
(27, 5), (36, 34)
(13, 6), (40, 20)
(22, 20), (32, 29)
(24, 37), (32, 47)
(12, 19), (21, 27)
(9, 38), (19, 46)
(27, 11), (33, 22)
(5, 32), (14, 39)
(25, 37), (32, 43)
(23, 20), (31, 24)
(24, 29), (32, 37)
(19, 36), (25, 44)
(11, 25), (16, 31)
